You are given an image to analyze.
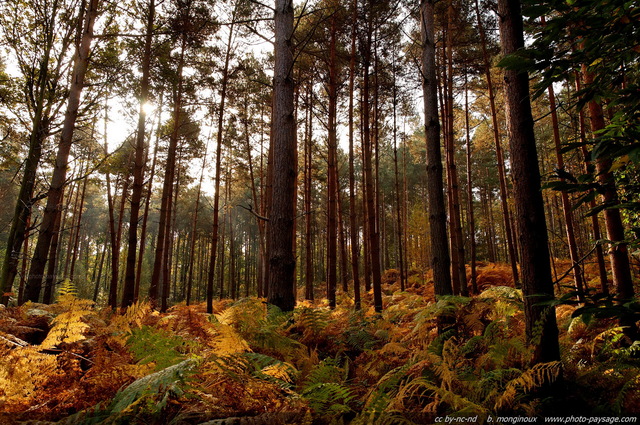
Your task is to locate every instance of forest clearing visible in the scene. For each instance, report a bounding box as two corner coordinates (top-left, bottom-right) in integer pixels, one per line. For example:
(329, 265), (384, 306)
(0, 0), (639, 422)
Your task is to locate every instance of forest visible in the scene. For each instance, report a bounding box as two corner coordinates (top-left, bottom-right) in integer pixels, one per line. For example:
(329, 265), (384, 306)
(0, 0), (639, 423)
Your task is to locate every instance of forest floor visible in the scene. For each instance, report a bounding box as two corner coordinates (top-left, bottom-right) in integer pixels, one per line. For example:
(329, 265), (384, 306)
(0, 262), (639, 424)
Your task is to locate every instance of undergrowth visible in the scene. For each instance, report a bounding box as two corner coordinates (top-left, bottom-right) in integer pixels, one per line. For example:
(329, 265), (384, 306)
(0, 263), (638, 424)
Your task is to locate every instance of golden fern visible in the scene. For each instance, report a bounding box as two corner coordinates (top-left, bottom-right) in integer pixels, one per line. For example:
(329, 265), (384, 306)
(0, 345), (58, 406)
(41, 293), (94, 349)
(494, 361), (562, 410)
(108, 301), (152, 346)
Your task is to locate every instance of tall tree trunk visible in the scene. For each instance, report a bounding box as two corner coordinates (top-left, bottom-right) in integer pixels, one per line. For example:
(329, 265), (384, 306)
(122, 0), (155, 309)
(420, 0), (452, 301)
(93, 238), (107, 302)
(267, 0), (297, 311)
(443, 7), (467, 296)
(498, 0), (559, 363)
(348, 0), (361, 310)
(581, 66), (635, 329)
(206, 17), (235, 313)
(1, 5), (57, 304)
(69, 169), (88, 282)
(24, 0), (99, 303)
(326, 14), (338, 309)
(547, 79), (585, 301)
(474, 0), (519, 286)
(392, 54), (406, 292)
(362, 9), (383, 313)
(150, 37), (186, 307)
(304, 84), (314, 301)
(464, 72), (477, 294)
(574, 74), (608, 294)
(42, 189), (64, 304)
(135, 96), (162, 301)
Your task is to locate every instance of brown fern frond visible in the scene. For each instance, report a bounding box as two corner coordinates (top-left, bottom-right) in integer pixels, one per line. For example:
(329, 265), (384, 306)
(494, 361), (563, 410)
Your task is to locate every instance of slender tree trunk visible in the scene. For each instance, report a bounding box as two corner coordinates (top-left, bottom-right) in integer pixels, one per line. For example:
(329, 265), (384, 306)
(337, 183), (349, 293)
(392, 54), (406, 292)
(474, 0), (519, 286)
(348, 0), (361, 310)
(207, 18), (235, 313)
(498, 0), (559, 363)
(326, 14), (338, 309)
(443, 8), (467, 296)
(362, 10), (383, 312)
(572, 74), (608, 294)
(42, 189), (64, 304)
(24, 0), (99, 303)
(267, 0), (297, 311)
(420, 0), (452, 301)
(68, 170), (88, 282)
(135, 97), (162, 301)
(1, 10), (56, 304)
(150, 37), (185, 307)
(304, 84), (314, 301)
(93, 239), (107, 302)
(464, 73), (477, 294)
(122, 0), (155, 309)
(547, 79), (585, 301)
(581, 66), (635, 314)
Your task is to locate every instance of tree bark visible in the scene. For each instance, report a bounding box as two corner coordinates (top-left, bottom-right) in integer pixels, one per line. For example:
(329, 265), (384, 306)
(498, 0), (559, 363)
(420, 0), (452, 300)
(547, 80), (585, 301)
(24, 0), (100, 303)
(474, 0), (519, 286)
(122, 0), (155, 309)
(348, 0), (361, 310)
(581, 67), (635, 306)
(267, 0), (297, 312)
(464, 73), (477, 294)
(206, 17), (235, 313)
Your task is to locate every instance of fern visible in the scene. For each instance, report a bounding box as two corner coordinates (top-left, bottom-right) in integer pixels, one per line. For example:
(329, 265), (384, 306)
(494, 361), (562, 411)
(244, 352), (299, 388)
(302, 382), (355, 416)
(127, 326), (192, 371)
(0, 345), (59, 406)
(41, 291), (94, 349)
(65, 359), (197, 424)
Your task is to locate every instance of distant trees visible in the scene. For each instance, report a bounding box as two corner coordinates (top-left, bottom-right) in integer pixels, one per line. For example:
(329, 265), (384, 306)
(0, 0), (634, 368)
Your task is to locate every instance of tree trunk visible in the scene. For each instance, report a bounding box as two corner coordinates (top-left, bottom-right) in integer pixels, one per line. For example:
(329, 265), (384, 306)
(326, 13), (338, 309)
(574, 74), (608, 294)
(547, 79), (585, 301)
(24, 0), (99, 303)
(392, 53), (406, 292)
(122, 0), (155, 309)
(135, 96), (162, 301)
(1, 8), (57, 304)
(464, 73), (477, 294)
(206, 17), (235, 313)
(420, 0), (452, 301)
(581, 66), (635, 320)
(150, 37), (185, 307)
(42, 189), (64, 304)
(474, 0), (519, 286)
(362, 9), (383, 313)
(348, 0), (361, 310)
(498, 0), (559, 363)
(304, 84), (314, 301)
(267, 0), (297, 312)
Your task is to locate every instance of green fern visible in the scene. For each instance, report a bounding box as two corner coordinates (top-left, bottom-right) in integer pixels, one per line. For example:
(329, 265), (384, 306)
(127, 326), (193, 371)
(62, 359), (197, 425)
(302, 382), (355, 416)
